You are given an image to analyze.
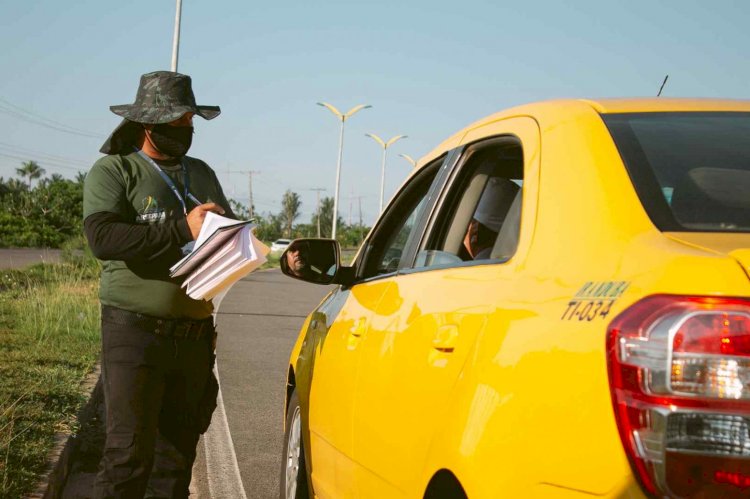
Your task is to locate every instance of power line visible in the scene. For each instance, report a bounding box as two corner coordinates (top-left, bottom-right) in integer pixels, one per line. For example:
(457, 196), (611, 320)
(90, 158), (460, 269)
(0, 97), (104, 139)
(0, 142), (91, 168)
(0, 152), (85, 172)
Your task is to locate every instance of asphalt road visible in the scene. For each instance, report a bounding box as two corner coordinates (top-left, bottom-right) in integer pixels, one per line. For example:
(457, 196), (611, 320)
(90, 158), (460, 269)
(192, 269), (333, 499)
(0, 248), (62, 269)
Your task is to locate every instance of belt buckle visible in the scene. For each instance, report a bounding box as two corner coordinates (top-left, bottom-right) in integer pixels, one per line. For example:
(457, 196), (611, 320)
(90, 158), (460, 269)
(159, 320), (176, 337)
(153, 318), (166, 336)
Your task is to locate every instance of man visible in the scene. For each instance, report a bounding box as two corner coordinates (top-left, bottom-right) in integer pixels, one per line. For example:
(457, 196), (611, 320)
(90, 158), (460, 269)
(462, 177), (520, 260)
(284, 240), (317, 279)
(83, 71), (235, 498)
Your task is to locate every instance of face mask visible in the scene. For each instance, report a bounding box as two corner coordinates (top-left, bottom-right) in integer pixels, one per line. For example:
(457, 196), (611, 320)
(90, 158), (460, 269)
(147, 124), (193, 158)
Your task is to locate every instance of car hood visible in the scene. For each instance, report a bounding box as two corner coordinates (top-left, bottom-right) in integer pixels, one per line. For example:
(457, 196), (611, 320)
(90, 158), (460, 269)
(666, 232), (750, 278)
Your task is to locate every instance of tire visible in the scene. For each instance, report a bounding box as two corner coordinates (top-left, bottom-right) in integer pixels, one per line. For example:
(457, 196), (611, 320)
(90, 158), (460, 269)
(280, 389), (309, 499)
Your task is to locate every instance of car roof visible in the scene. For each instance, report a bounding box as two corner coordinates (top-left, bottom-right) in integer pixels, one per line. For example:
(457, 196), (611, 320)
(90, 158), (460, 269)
(415, 97), (750, 171)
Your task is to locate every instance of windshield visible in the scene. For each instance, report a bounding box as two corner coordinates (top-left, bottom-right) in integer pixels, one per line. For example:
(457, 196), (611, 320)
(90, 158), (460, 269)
(603, 112), (750, 233)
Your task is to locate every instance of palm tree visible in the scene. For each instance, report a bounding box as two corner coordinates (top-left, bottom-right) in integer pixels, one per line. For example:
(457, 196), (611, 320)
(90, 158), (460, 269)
(15, 161), (46, 188)
(5, 178), (28, 192)
(311, 197), (343, 238)
(281, 190), (301, 238)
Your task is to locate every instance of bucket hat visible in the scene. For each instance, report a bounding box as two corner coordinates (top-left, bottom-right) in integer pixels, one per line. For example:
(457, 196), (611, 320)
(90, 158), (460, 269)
(100, 71), (220, 154)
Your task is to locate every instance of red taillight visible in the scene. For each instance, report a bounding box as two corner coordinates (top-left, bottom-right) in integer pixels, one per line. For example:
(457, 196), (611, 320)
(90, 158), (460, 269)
(673, 313), (750, 357)
(607, 295), (750, 498)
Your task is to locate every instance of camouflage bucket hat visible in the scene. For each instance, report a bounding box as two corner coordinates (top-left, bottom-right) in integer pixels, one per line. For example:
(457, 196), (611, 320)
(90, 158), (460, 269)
(100, 71), (220, 154)
(110, 70), (220, 124)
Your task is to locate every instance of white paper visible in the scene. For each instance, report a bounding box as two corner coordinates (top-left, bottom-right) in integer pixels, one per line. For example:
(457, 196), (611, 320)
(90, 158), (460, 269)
(174, 217), (270, 301)
(170, 212), (253, 277)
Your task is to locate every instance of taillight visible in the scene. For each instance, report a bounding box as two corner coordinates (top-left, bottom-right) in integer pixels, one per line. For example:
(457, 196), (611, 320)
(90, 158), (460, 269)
(607, 295), (750, 498)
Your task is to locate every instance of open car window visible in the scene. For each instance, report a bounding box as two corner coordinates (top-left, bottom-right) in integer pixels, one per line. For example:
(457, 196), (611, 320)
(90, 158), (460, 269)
(415, 137), (524, 269)
(357, 157), (445, 280)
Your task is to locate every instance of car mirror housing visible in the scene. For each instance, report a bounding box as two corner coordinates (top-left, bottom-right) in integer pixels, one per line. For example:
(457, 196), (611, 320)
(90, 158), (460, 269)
(280, 238), (353, 286)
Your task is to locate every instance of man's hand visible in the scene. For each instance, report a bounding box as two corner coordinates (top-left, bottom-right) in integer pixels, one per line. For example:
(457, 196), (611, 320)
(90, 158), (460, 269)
(187, 203), (225, 240)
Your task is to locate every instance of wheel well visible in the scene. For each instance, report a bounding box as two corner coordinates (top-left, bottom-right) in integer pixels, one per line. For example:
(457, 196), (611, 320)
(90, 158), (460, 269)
(423, 469), (467, 499)
(285, 366), (296, 416)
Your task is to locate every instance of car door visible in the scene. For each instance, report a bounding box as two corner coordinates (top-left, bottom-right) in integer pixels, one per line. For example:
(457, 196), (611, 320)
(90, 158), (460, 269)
(306, 158), (447, 497)
(303, 283), (388, 498)
(352, 117), (541, 497)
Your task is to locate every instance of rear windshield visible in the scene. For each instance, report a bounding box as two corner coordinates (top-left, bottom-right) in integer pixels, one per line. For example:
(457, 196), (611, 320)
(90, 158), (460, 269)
(603, 112), (750, 233)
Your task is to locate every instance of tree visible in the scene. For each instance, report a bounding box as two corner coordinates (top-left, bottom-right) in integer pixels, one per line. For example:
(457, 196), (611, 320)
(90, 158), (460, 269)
(15, 161), (46, 188)
(2, 178), (28, 193)
(253, 212), (284, 242)
(0, 173), (83, 247)
(49, 173), (65, 184)
(228, 199), (251, 220)
(281, 190), (301, 238)
(338, 223), (370, 248)
(311, 197), (344, 239)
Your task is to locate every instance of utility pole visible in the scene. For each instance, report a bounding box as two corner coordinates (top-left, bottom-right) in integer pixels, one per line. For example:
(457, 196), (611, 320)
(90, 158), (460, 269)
(171, 0), (183, 72)
(309, 188), (326, 237)
(355, 196), (365, 243)
(227, 170), (260, 219)
(348, 189), (353, 226)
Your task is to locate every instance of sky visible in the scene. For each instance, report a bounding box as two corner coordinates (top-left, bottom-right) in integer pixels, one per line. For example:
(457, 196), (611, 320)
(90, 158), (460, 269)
(0, 0), (748, 225)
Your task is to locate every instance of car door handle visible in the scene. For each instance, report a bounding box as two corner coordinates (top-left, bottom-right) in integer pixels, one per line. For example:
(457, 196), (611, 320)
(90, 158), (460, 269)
(432, 324), (458, 353)
(350, 318), (366, 338)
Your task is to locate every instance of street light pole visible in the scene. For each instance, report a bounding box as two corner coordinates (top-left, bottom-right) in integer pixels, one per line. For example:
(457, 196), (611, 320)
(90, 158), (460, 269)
(398, 153), (417, 168)
(171, 0), (183, 72)
(365, 133), (407, 213)
(317, 102), (371, 240)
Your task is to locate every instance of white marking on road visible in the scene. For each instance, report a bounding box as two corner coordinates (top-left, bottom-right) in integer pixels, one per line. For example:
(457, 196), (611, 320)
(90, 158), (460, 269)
(203, 359), (248, 499)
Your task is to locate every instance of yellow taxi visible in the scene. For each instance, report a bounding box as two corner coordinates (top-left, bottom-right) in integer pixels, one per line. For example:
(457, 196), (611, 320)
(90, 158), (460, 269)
(278, 98), (750, 498)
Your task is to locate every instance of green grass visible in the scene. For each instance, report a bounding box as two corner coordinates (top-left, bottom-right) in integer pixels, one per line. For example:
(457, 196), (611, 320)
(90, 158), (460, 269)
(261, 251), (280, 269)
(0, 263), (100, 499)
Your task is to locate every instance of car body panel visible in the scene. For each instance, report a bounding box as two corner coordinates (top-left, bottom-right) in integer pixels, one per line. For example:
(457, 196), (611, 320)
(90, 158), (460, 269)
(294, 281), (395, 496)
(285, 98), (750, 498)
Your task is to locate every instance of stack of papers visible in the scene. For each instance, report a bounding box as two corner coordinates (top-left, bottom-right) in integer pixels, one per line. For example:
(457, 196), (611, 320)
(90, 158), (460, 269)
(170, 212), (270, 300)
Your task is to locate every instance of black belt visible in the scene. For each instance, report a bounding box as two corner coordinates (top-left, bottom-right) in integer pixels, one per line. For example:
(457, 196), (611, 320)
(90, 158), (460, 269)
(101, 305), (214, 340)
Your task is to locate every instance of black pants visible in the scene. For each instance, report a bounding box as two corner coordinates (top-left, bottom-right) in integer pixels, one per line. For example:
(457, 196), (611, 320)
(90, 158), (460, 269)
(94, 309), (218, 499)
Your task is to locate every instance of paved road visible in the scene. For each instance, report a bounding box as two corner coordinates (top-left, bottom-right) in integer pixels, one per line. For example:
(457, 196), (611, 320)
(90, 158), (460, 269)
(0, 248), (62, 269)
(192, 269), (333, 498)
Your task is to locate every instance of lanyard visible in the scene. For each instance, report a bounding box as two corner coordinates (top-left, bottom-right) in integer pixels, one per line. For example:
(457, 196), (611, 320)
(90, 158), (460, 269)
(135, 148), (202, 215)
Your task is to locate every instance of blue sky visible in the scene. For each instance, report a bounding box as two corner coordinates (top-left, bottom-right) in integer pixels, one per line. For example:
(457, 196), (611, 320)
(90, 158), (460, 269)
(0, 0), (747, 224)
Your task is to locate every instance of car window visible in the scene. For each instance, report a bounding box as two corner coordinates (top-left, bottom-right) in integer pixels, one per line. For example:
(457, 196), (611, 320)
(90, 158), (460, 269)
(603, 112), (750, 233)
(357, 157), (444, 280)
(415, 137), (524, 269)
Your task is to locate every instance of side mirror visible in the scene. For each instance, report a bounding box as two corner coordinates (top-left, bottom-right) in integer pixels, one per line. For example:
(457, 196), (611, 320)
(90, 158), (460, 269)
(280, 239), (354, 286)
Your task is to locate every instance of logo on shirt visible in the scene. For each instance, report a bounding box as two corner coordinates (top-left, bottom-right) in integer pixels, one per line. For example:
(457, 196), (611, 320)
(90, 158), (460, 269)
(136, 196), (166, 223)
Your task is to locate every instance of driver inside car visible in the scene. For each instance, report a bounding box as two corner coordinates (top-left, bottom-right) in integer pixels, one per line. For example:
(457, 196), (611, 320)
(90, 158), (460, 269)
(462, 177), (520, 260)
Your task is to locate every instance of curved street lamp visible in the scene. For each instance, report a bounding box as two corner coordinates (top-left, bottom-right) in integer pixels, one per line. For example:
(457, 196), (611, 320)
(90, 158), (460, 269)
(317, 102), (371, 239)
(398, 153), (417, 168)
(365, 133), (407, 214)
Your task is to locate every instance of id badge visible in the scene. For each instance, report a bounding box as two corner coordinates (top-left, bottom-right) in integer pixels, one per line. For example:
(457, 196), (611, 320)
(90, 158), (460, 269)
(181, 241), (195, 256)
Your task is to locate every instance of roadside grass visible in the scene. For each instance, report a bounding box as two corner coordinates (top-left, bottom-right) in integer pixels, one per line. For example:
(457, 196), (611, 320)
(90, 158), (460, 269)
(260, 251), (280, 269)
(0, 261), (100, 498)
